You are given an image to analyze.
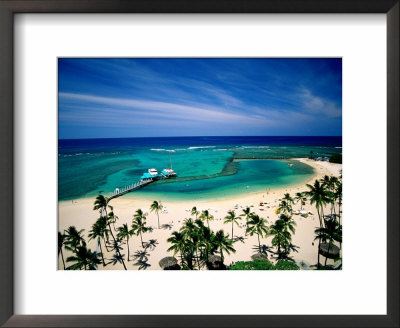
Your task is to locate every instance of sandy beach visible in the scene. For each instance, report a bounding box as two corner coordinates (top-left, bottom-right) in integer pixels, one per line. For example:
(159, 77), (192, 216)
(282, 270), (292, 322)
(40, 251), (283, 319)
(58, 158), (342, 270)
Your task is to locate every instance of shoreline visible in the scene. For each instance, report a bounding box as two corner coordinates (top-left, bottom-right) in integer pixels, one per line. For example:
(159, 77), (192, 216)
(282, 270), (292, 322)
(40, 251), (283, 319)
(60, 157), (338, 204)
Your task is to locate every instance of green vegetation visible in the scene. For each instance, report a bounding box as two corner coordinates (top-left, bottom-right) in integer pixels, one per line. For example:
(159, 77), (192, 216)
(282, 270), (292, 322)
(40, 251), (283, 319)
(329, 153), (342, 163)
(275, 260), (300, 270)
(229, 259), (299, 270)
(167, 218), (235, 270)
(229, 259), (275, 270)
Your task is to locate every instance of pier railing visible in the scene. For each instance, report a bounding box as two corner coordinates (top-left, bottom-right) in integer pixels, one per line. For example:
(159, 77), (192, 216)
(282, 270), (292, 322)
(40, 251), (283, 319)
(107, 178), (153, 200)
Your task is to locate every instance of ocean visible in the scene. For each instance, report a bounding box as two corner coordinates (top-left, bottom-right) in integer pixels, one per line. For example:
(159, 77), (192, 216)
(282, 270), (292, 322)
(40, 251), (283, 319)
(58, 136), (342, 201)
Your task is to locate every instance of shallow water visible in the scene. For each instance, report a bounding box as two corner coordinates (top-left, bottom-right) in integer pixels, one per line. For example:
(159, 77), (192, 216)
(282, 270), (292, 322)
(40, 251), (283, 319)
(58, 136), (341, 201)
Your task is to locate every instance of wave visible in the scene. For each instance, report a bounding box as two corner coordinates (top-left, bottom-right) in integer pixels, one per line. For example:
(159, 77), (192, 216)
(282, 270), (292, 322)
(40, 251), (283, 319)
(188, 146), (216, 149)
(240, 146), (270, 149)
(335, 147), (342, 148)
(61, 152), (92, 157)
(213, 149), (228, 151)
(150, 148), (176, 152)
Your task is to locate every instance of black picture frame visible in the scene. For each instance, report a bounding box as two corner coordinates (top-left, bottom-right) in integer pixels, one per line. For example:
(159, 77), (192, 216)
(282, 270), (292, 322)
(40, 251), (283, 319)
(0, 1), (398, 327)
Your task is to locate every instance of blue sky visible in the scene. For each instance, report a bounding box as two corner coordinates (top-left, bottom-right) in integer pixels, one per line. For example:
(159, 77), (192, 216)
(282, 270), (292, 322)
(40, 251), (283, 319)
(58, 58), (342, 139)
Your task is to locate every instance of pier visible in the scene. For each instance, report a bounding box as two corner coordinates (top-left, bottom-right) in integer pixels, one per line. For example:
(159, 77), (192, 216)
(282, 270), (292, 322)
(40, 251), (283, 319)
(107, 178), (154, 201)
(107, 168), (177, 201)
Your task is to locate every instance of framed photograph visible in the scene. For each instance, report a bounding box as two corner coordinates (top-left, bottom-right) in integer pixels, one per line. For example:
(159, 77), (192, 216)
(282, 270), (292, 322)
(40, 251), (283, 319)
(0, 1), (398, 327)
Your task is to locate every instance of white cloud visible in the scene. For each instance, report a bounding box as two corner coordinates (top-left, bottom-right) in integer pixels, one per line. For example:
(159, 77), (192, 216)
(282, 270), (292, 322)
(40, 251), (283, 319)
(58, 92), (274, 127)
(298, 88), (342, 118)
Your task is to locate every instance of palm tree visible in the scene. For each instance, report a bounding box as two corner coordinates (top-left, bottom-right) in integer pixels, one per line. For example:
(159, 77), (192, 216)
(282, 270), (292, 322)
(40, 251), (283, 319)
(180, 218), (196, 235)
(64, 226), (86, 253)
(246, 215), (269, 253)
(167, 231), (187, 266)
(241, 207), (254, 222)
(278, 200), (292, 216)
(93, 194), (108, 216)
(66, 245), (101, 270)
(335, 180), (342, 225)
(280, 213), (296, 235)
(93, 195), (128, 269)
(224, 210), (242, 240)
(93, 194), (117, 241)
(94, 215), (111, 248)
(182, 219), (212, 267)
(322, 175), (338, 217)
(213, 230), (236, 262)
(132, 209), (148, 248)
(305, 180), (330, 228)
(193, 219), (207, 266)
(305, 179), (330, 269)
(283, 193), (294, 211)
(191, 206), (200, 220)
(314, 219), (342, 266)
(117, 223), (133, 261)
(294, 192), (305, 210)
(150, 200), (163, 229)
(269, 219), (287, 256)
(269, 218), (291, 258)
(107, 206), (119, 232)
(198, 224), (215, 263)
(179, 218), (201, 269)
(58, 231), (66, 269)
(88, 218), (109, 266)
(199, 209), (214, 228)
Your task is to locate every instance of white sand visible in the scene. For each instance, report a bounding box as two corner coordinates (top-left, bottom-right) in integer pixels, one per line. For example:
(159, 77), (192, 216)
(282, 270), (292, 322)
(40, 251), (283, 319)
(58, 159), (342, 270)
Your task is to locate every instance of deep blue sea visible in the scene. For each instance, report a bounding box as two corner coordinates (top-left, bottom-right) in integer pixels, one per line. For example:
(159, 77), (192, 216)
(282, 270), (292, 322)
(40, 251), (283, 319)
(58, 136), (342, 201)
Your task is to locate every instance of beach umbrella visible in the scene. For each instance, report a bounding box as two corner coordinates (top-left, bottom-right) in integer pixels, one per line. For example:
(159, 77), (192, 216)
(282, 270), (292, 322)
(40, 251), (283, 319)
(319, 243), (340, 259)
(159, 256), (180, 270)
(251, 253), (269, 262)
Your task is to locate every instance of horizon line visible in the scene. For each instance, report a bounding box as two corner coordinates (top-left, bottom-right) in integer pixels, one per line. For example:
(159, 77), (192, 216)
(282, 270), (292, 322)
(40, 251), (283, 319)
(58, 135), (342, 141)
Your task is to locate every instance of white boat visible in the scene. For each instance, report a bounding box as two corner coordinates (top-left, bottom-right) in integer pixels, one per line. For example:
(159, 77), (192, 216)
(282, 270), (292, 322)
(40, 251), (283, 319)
(161, 168), (177, 177)
(148, 168), (158, 176)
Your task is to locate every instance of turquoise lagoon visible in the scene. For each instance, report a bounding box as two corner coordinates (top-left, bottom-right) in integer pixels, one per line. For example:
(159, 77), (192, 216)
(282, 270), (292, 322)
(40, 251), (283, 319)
(58, 136), (342, 201)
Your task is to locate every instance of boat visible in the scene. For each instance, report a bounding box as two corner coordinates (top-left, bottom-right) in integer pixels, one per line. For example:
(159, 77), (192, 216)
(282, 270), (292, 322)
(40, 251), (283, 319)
(141, 168), (160, 180)
(161, 168), (177, 177)
(148, 168), (158, 176)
